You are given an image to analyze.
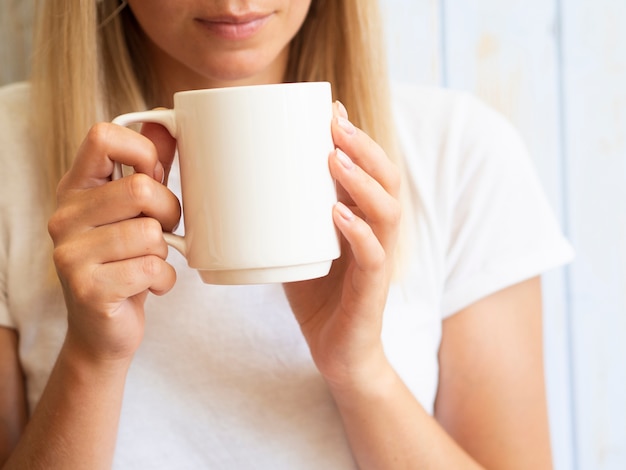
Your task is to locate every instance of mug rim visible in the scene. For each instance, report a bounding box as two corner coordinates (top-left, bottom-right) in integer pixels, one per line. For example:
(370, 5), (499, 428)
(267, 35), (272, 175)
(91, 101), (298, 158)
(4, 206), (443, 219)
(173, 81), (330, 98)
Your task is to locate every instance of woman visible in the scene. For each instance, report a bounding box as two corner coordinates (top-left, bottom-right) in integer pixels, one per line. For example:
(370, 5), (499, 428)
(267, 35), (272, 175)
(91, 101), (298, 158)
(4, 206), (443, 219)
(0, 0), (572, 468)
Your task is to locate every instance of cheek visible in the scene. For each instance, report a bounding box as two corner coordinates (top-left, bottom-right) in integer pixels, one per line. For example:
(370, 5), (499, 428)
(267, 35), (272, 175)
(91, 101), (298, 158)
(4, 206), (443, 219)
(127, 3), (196, 64)
(126, 1), (189, 41)
(286, 0), (313, 33)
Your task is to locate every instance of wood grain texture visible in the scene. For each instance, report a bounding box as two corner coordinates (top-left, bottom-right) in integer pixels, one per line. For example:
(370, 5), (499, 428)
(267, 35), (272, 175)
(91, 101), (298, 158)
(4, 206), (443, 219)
(560, 0), (626, 468)
(381, 0), (442, 86)
(381, 1), (626, 469)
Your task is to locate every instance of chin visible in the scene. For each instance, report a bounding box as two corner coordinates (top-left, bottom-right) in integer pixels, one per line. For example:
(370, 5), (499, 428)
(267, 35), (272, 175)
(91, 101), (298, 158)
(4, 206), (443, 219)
(197, 51), (285, 87)
(210, 68), (266, 83)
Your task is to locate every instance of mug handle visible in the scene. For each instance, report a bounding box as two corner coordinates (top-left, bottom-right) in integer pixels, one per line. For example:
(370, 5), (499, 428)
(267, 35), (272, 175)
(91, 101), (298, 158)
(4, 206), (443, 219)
(111, 110), (187, 256)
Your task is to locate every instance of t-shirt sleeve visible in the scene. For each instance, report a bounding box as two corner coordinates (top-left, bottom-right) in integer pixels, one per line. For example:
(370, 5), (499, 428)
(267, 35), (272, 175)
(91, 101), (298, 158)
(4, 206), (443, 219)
(0, 89), (16, 329)
(441, 95), (574, 318)
(0, 230), (14, 328)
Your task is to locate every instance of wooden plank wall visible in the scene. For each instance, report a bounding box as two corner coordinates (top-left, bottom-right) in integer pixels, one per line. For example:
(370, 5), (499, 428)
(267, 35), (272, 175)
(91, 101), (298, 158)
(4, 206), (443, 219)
(381, 1), (626, 469)
(560, 2), (626, 469)
(1, 1), (625, 469)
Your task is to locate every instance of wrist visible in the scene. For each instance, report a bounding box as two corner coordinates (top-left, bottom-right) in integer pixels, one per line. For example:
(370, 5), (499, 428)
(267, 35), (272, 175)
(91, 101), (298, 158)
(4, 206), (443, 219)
(323, 348), (399, 408)
(60, 333), (133, 380)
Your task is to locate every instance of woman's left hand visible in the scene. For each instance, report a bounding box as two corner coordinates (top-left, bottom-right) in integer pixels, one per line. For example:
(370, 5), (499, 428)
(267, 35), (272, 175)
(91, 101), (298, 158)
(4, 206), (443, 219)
(283, 101), (402, 391)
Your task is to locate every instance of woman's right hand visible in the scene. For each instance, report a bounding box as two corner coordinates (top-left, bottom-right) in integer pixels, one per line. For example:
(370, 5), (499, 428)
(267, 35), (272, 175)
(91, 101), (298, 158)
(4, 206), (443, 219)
(47, 122), (180, 365)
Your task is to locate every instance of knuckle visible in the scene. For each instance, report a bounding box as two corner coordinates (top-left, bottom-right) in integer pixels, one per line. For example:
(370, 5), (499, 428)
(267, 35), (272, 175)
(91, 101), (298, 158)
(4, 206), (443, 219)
(52, 244), (74, 272)
(368, 244), (387, 271)
(388, 165), (402, 195)
(385, 199), (402, 227)
(70, 272), (98, 305)
(47, 212), (63, 240)
(354, 218), (376, 245)
(47, 205), (75, 240)
(139, 217), (165, 249)
(126, 172), (154, 205)
(55, 172), (70, 199)
(141, 255), (163, 278)
(86, 122), (112, 146)
(62, 264), (99, 305)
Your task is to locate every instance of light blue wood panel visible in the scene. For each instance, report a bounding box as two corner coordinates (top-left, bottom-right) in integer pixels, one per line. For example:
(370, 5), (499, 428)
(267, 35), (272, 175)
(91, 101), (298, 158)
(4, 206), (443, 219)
(439, 2), (573, 469)
(380, 0), (443, 86)
(442, 0), (566, 213)
(561, 0), (626, 468)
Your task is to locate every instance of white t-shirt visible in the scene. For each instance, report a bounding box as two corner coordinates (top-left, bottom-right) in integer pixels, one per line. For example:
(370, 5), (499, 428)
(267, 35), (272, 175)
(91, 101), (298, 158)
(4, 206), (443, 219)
(0, 82), (573, 468)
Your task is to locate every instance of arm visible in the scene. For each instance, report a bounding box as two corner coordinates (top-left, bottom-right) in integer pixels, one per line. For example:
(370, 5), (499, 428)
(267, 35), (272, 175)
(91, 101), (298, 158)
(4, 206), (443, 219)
(3, 340), (131, 470)
(0, 328), (27, 466)
(325, 349), (483, 469)
(436, 276), (552, 469)
(329, 277), (552, 469)
(285, 102), (552, 468)
(285, 103), (482, 468)
(2, 122), (179, 469)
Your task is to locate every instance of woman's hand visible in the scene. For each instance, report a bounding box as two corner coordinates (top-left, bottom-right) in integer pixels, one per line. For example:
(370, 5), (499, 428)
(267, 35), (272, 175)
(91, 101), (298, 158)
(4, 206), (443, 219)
(48, 122), (180, 365)
(283, 101), (402, 390)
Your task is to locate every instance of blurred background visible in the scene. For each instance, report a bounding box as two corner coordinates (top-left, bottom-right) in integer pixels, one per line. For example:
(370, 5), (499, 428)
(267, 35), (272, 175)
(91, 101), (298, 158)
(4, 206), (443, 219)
(379, 1), (626, 469)
(1, 1), (624, 469)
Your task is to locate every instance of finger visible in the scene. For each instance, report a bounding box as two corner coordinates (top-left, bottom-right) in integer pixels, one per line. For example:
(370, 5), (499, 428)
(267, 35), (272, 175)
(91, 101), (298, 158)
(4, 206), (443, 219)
(334, 179), (354, 208)
(332, 202), (388, 299)
(92, 255), (177, 301)
(333, 100), (349, 120)
(331, 114), (401, 199)
(329, 149), (401, 249)
(106, 255), (176, 297)
(52, 217), (170, 273)
(59, 123), (164, 192)
(139, 121), (177, 184)
(49, 172), (181, 241)
(91, 173), (181, 231)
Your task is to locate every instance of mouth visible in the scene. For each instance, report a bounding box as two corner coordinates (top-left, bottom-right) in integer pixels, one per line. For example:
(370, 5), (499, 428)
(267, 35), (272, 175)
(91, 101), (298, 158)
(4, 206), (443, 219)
(195, 12), (274, 41)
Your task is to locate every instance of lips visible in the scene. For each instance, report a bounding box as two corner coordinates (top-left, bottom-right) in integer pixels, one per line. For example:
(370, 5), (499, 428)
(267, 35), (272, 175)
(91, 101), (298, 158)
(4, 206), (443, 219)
(195, 13), (274, 41)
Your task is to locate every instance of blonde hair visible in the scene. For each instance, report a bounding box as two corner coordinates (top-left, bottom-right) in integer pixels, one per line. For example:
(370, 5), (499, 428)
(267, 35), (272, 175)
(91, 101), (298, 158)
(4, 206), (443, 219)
(32, 0), (412, 270)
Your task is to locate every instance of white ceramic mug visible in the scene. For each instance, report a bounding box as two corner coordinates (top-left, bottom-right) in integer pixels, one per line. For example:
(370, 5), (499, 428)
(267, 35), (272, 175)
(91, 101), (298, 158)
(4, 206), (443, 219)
(112, 82), (340, 285)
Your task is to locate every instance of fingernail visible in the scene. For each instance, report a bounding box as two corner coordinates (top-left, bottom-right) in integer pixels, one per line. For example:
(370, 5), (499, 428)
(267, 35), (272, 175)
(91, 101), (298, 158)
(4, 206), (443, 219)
(335, 202), (354, 221)
(337, 116), (356, 135)
(154, 162), (165, 183)
(336, 149), (353, 169)
(335, 100), (348, 119)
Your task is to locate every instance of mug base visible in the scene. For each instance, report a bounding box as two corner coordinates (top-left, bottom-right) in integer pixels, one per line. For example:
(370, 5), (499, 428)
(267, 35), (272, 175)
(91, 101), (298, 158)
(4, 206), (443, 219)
(197, 260), (333, 285)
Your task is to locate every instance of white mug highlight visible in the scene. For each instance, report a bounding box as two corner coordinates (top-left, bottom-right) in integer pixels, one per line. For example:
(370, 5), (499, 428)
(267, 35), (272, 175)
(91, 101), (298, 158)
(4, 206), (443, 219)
(112, 82), (340, 285)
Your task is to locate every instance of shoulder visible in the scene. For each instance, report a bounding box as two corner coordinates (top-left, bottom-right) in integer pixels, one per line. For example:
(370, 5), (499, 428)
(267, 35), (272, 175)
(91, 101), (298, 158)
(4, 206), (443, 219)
(390, 83), (534, 195)
(0, 81), (31, 120)
(390, 83), (510, 128)
(391, 83), (526, 160)
(0, 82), (32, 153)
(0, 82), (38, 199)
(389, 85), (572, 317)
(0, 81), (34, 144)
